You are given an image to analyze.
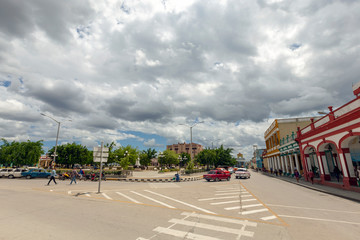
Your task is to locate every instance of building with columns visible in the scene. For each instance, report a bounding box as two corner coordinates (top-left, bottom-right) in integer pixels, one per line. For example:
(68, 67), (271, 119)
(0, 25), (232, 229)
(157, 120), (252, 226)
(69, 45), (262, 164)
(263, 117), (318, 175)
(296, 82), (360, 190)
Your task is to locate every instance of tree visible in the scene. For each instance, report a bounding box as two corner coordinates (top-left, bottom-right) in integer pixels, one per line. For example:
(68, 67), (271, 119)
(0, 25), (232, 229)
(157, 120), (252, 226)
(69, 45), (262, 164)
(48, 142), (92, 168)
(158, 150), (178, 168)
(113, 145), (140, 169)
(139, 148), (157, 166)
(0, 139), (43, 166)
(215, 145), (236, 167)
(178, 152), (191, 167)
(196, 148), (216, 170)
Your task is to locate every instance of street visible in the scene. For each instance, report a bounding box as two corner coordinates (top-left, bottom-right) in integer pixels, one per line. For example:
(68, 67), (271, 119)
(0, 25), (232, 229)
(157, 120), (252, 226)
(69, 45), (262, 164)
(0, 171), (359, 240)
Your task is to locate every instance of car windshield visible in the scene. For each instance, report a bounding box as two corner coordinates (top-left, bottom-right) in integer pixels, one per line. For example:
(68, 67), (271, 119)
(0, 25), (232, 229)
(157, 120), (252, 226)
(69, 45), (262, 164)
(208, 170), (216, 174)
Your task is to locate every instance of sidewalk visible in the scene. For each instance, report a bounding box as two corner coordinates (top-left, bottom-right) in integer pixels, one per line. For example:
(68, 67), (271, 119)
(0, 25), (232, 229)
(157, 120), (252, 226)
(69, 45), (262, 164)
(261, 171), (360, 203)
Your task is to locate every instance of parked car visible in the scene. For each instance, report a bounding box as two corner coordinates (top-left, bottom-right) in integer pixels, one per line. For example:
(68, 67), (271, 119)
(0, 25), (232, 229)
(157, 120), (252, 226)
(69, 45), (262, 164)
(203, 170), (231, 182)
(0, 168), (14, 178)
(235, 168), (251, 179)
(9, 168), (28, 178)
(21, 168), (51, 179)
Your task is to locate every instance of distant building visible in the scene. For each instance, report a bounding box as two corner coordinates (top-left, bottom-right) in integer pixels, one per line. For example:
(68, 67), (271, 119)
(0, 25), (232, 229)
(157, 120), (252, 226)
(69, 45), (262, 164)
(235, 152), (246, 167)
(38, 155), (52, 168)
(167, 142), (203, 159)
(263, 117), (319, 174)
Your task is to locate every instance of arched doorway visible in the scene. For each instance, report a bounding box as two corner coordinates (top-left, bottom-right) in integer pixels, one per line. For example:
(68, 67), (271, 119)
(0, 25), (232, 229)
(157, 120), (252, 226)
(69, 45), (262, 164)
(304, 147), (320, 178)
(317, 142), (342, 182)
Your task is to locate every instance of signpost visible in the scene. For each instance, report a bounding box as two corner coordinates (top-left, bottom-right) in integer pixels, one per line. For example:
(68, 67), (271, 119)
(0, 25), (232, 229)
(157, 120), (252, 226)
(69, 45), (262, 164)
(93, 142), (108, 193)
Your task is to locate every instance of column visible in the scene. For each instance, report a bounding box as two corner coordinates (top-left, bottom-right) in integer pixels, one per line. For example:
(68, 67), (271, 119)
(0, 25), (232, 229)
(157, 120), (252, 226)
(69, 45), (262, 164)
(284, 155), (289, 174)
(289, 154), (294, 174)
(280, 155), (285, 172)
(276, 155), (281, 172)
(320, 152), (331, 181)
(294, 153), (300, 172)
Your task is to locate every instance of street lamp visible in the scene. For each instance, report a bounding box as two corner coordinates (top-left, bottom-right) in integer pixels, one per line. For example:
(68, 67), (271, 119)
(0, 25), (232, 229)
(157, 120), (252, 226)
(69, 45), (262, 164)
(179, 121), (204, 159)
(178, 155), (188, 168)
(41, 113), (71, 167)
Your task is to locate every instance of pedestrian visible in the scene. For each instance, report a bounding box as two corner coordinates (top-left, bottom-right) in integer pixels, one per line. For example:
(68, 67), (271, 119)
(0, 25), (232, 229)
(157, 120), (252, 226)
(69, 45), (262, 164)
(79, 168), (85, 180)
(274, 169), (278, 176)
(70, 169), (78, 184)
(308, 169), (314, 184)
(47, 168), (57, 185)
(294, 169), (300, 183)
(333, 166), (341, 182)
(357, 166), (360, 187)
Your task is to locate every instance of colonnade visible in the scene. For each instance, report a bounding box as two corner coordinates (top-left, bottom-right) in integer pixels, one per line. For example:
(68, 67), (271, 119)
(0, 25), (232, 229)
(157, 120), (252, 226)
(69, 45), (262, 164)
(266, 151), (302, 174)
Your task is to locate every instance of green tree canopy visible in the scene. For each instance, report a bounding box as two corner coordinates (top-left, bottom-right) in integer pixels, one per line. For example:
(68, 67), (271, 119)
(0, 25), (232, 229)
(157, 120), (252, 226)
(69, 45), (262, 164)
(0, 139), (44, 166)
(158, 149), (179, 168)
(48, 142), (92, 168)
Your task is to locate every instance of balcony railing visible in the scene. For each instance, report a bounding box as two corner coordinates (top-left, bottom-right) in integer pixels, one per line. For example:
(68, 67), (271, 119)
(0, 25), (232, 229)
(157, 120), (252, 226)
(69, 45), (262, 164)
(280, 132), (296, 146)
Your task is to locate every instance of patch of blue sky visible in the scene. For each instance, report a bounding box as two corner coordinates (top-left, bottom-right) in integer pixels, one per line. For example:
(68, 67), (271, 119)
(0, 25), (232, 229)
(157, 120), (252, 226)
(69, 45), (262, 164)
(0, 80), (11, 87)
(289, 43), (302, 51)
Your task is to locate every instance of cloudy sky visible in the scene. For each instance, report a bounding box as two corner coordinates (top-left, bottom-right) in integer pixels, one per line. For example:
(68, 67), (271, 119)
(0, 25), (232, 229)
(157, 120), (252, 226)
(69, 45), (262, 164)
(1, 0), (359, 159)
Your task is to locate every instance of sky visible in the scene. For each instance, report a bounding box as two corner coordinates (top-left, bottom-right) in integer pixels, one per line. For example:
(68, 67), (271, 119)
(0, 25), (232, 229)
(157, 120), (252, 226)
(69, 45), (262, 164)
(1, 0), (360, 160)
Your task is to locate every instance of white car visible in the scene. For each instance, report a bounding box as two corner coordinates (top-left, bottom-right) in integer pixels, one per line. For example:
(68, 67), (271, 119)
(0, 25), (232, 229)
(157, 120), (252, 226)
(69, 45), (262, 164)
(8, 168), (28, 178)
(235, 168), (251, 179)
(0, 169), (13, 178)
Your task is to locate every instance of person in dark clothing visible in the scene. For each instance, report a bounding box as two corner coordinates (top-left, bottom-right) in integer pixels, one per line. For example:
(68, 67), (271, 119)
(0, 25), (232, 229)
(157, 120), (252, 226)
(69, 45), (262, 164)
(333, 166), (341, 182)
(47, 168), (57, 185)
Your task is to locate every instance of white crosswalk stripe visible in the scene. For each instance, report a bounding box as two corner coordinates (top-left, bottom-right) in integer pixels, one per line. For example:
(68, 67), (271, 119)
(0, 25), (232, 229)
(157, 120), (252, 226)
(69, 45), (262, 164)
(116, 192), (142, 204)
(225, 204), (262, 210)
(130, 191), (176, 209)
(139, 212), (257, 240)
(240, 208), (268, 215)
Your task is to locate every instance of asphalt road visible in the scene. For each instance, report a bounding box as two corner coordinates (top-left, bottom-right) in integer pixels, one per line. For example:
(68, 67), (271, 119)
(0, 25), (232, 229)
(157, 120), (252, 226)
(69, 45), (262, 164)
(0, 172), (359, 240)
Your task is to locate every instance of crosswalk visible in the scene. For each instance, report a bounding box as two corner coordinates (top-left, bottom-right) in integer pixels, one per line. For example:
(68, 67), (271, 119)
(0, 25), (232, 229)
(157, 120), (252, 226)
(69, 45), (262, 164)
(137, 211), (258, 240)
(200, 186), (280, 222)
(66, 189), (216, 214)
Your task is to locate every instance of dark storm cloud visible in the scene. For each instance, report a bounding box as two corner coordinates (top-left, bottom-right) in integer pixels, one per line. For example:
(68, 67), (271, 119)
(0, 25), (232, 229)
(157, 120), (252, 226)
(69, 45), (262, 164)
(25, 80), (90, 114)
(0, 0), (94, 42)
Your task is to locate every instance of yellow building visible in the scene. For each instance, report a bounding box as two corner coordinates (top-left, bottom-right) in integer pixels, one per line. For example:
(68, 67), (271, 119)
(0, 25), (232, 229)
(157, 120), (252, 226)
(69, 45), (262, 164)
(263, 118), (316, 174)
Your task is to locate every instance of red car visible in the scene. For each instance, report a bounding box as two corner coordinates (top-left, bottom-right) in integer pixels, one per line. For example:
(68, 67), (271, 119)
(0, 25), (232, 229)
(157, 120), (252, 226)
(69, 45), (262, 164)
(203, 170), (231, 182)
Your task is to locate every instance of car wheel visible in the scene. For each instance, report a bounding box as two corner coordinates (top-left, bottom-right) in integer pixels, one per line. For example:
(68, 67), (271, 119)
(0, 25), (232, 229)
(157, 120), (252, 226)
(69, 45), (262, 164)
(206, 179), (210, 182)
(227, 177), (230, 181)
(8, 175), (14, 179)
(215, 178), (220, 182)
(26, 175), (31, 179)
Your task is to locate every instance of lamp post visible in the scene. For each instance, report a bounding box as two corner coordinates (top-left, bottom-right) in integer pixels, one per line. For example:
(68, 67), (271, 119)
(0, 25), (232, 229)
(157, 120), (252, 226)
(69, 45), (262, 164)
(41, 113), (71, 167)
(179, 121), (204, 159)
(178, 155), (187, 168)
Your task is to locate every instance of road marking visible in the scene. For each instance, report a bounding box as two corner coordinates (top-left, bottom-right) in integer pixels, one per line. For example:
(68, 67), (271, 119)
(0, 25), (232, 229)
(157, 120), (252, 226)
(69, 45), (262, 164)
(211, 199), (256, 205)
(267, 204), (360, 214)
(199, 196), (239, 201)
(68, 191), (71, 195)
(131, 191), (175, 209)
(168, 219), (254, 237)
(116, 192), (142, 204)
(215, 190), (247, 193)
(225, 204), (262, 210)
(215, 192), (243, 196)
(261, 216), (277, 221)
(240, 209), (268, 215)
(144, 190), (215, 214)
(181, 212), (257, 227)
(278, 215), (360, 225)
(101, 193), (112, 200)
(85, 193), (91, 197)
(153, 227), (221, 240)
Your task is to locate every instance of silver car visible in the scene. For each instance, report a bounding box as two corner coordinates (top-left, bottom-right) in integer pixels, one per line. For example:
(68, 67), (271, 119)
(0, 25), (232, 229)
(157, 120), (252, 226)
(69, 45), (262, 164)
(0, 169), (13, 178)
(235, 168), (251, 179)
